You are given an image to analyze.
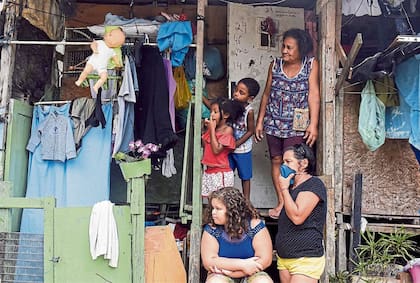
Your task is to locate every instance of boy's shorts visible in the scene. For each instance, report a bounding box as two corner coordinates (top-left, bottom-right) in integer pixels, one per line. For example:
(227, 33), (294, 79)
(228, 151), (252, 180)
(276, 255), (325, 280)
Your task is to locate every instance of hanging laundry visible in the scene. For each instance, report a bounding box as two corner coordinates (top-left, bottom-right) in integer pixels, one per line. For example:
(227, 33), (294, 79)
(26, 103), (76, 162)
(162, 148), (177, 178)
(135, 46), (178, 156)
(86, 88), (106, 128)
(113, 56), (136, 156)
(395, 54), (420, 153)
(89, 200), (119, 268)
(157, 21), (193, 67)
(385, 93), (411, 139)
(342, 0), (382, 16)
(71, 97), (96, 152)
(163, 58), (177, 132)
(21, 103), (113, 234)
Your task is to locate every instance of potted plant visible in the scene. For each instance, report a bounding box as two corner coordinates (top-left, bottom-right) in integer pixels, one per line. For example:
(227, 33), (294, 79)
(351, 227), (418, 283)
(114, 140), (159, 180)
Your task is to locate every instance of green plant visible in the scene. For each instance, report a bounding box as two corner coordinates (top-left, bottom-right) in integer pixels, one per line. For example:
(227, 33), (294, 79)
(352, 228), (418, 278)
(329, 270), (351, 283)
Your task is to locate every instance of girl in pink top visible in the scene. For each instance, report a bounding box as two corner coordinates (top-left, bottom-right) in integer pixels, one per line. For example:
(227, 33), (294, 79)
(201, 97), (244, 197)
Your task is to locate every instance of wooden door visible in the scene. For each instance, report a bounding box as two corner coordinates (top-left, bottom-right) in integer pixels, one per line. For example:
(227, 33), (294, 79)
(228, 3), (304, 208)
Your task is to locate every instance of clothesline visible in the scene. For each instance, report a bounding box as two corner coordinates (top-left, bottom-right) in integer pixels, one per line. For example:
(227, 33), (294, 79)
(34, 98), (118, 106)
(0, 39), (197, 48)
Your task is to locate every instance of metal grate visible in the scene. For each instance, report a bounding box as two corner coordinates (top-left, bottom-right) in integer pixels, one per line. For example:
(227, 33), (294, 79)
(0, 232), (44, 283)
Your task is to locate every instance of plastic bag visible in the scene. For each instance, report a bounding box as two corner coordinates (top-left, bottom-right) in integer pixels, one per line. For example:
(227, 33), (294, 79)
(173, 66), (192, 110)
(358, 80), (386, 151)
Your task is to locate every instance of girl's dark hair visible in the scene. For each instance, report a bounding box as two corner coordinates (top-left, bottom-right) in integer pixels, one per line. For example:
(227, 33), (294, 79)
(283, 28), (313, 58)
(237, 77), (260, 98)
(203, 187), (259, 239)
(285, 143), (316, 175)
(211, 97), (244, 124)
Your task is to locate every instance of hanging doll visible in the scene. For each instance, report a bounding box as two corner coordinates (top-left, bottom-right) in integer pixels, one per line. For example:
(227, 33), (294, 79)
(75, 26), (126, 94)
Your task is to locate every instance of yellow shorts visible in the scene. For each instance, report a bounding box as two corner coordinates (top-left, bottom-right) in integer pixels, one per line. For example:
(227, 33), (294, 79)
(276, 255), (325, 280)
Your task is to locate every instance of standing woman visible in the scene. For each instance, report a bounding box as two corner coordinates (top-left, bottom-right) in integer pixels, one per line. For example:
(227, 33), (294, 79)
(276, 143), (326, 283)
(255, 28), (320, 219)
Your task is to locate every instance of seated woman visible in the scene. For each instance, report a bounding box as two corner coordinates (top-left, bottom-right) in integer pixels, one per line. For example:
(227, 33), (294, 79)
(201, 187), (273, 283)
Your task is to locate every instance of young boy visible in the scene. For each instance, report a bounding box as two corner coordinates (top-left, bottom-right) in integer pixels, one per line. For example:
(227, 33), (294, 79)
(229, 78), (260, 201)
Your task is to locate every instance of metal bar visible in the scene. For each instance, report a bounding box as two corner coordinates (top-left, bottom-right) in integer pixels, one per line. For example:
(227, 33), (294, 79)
(179, 102), (192, 224)
(0, 40), (197, 47)
(0, 40), (91, 46)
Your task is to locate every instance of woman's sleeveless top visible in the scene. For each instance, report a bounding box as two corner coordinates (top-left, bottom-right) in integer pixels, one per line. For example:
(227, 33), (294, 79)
(264, 56), (314, 138)
(204, 220), (265, 259)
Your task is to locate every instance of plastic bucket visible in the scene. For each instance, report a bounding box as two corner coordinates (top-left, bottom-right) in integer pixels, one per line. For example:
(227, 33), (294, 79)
(409, 264), (420, 283)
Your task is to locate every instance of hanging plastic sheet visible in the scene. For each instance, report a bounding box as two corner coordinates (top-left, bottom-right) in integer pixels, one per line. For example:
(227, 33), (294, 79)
(358, 80), (386, 151)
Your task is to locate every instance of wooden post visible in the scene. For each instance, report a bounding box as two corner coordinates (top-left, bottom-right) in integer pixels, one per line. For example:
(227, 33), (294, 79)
(189, 0), (207, 282)
(119, 159), (151, 283)
(318, 0), (338, 280)
(43, 197), (56, 283)
(0, 2), (20, 180)
(131, 176), (147, 283)
(336, 213), (348, 271)
(349, 173), (363, 272)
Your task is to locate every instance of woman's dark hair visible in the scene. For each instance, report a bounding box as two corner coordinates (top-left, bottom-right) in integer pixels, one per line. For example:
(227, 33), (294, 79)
(285, 143), (316, 175)
(237, 77), (260, 98)
(211, 97), (244, 124)
(283, 28), (313, 58)
(203, 187), (259, 239)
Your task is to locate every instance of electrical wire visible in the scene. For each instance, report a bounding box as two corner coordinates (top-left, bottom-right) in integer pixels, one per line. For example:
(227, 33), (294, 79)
(401, 4), (416, 35)
(216, 0), (287, 6)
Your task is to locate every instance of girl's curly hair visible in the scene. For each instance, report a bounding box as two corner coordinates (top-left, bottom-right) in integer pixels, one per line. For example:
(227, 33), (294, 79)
(203, 187), (259, 239)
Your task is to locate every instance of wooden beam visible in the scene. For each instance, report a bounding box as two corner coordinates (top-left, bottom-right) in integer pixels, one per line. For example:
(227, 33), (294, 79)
(316, 0), (330, 14)
(336, 42), (347, 67)
(188, 0), (207, 282)
(349, 173), (363, 272)
(336, 213), (348, 271)
(0, 2), (19, 181)
(319, 175), (335, 281)
(335, 33), (363, 95)
(318, 0), (338, 281)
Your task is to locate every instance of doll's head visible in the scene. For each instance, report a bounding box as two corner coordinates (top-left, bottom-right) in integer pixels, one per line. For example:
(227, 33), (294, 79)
(103, 26), (126, 48)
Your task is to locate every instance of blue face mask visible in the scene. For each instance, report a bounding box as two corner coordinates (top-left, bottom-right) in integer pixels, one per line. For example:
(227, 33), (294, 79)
(280, 164), (296, 185)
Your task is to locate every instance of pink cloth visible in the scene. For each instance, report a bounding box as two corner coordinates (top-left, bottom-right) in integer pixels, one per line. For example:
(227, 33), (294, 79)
(163, 58), (176, 132)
